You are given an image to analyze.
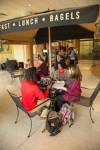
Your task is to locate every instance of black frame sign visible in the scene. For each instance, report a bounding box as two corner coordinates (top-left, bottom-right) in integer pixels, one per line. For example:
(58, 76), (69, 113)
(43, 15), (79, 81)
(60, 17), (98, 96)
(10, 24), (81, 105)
(0, 4), (99, 33)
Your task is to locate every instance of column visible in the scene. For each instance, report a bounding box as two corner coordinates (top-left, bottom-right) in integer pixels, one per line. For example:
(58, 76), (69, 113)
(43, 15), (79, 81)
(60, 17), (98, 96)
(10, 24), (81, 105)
(23, 44), (33, 65)
(74, 40), (80, 56)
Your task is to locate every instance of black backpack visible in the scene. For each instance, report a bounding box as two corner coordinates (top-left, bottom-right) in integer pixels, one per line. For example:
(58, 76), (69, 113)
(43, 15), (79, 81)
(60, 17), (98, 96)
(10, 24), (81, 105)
(46, 111), (62, 136)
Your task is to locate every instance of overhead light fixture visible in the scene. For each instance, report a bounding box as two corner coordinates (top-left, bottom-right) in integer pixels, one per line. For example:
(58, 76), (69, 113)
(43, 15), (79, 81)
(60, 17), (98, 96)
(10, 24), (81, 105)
(28, 3), (31, 7)
(0, 13), (7, 17)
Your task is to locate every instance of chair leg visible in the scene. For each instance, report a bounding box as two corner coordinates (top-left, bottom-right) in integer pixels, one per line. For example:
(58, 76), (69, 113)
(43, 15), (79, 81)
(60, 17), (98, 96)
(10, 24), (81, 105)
(15, 107), (19, 124)
(91, 105), (94, 110)
(42, 119), (47, 133)
(89, 106), (95, 123)
(27, 117), (32, 138)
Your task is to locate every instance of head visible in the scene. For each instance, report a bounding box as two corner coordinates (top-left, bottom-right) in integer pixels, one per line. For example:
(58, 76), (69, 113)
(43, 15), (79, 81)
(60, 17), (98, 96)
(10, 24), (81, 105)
(68, 47), (74, 52)
(37, 57), (44, 67)
(60, 59), (66, 69)
(58, 49), (65, 57)
(65, 56), (71, 66)
(27, 59), (30, 62)
(24, 67), (37, 82)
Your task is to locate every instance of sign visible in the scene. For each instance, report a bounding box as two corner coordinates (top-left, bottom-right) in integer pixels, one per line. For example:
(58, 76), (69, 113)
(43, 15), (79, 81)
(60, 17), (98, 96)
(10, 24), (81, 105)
(0, 4), (99, 33)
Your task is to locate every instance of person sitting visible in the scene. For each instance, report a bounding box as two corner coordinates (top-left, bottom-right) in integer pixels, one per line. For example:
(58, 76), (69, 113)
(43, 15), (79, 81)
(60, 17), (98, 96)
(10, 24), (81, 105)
(52, 55), (82, 82)
(24, 59), (32, 69)
(54, 78), (81, 112)
(36, 58), (48, 80)
(21, 67), (50, 112)
(64, 56), (82, 82)
(52, 57), (70, 81)
(53, 57), (82, 112)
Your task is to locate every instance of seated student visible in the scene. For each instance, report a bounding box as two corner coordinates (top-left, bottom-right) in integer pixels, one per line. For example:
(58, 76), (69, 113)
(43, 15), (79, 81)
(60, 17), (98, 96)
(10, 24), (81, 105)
(54, 78), (81, 112)
(36, 58), (48, 80)
(52, 56), (82, 82)
(53, 57), (82, 112)
(52, 57), (71, 81)
(21, 67), (51, 112)
(24, 59), (32, 69)
(64, 56), (82, 82)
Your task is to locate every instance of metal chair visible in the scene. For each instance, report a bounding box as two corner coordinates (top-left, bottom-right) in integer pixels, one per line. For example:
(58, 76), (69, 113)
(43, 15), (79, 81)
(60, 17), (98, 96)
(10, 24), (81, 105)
(78, 81), (100, 123)
(7, 90), (49, 137)
(7, 69), (24, 81)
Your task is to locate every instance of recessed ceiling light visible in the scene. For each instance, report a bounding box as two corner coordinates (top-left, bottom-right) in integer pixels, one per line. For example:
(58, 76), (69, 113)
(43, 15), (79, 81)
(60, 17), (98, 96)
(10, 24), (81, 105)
(28, 3), (31, 7)
(0, 13), (7, 16)
(0, 13), (7, 18)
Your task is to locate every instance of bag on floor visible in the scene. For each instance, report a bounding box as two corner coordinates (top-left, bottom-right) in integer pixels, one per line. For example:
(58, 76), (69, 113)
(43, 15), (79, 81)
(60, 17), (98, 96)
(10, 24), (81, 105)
(59, 103), (74, 127)
(46, 110), (62, 136)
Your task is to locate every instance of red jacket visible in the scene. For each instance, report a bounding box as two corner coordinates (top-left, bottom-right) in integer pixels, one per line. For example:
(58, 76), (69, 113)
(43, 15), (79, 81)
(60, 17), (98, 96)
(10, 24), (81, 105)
(21, 80), (49, 111)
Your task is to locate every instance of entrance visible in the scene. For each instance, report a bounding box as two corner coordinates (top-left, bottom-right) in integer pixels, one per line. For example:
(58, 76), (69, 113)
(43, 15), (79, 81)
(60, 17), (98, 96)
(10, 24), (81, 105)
(80, 39), (93, 60)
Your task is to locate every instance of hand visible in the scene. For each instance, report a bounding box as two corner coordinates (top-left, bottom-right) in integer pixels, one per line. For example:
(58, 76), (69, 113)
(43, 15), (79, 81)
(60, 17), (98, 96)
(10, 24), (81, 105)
(59, 87), (67, 91)
(47, 83), (52, 90)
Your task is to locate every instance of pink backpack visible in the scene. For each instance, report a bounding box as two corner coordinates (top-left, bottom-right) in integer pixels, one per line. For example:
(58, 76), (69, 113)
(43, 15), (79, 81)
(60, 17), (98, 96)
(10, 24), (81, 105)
(63, 79), (81, 102)
(59, 103), (74, 127)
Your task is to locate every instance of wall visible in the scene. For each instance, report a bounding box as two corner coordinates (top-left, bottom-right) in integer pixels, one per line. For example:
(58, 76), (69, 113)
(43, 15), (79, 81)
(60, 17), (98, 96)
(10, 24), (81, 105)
(13, 45), (24, 62)
(33, 44), (44, 67)
(80, 40), (93, 59)
(0, 45), (14, 63)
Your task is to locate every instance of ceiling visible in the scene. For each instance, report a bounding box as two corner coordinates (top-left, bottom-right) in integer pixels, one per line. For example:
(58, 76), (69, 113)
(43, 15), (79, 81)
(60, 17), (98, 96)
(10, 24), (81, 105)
(0, 0), (99, 22)
(0, 0), (99, 44)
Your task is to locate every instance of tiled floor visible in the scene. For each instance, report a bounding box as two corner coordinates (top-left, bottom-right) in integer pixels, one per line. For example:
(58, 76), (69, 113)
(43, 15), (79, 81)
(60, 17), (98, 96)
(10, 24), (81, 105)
(0, 60), (100, 150)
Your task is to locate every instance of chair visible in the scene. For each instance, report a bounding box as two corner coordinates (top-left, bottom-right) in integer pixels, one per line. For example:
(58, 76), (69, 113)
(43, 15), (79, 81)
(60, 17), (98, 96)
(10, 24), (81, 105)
(9, 70), (24, 81)
(7, 90), (49, 137)
(6, 60), (18, 72)
(18, 62), (24, 69)
(5, 60), (23, 81)
(78, 81), (100, 123)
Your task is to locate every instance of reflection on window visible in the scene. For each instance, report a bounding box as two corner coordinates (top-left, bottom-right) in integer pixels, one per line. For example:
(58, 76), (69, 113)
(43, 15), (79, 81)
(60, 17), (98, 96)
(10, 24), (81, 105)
(80, 39), (93, 60)
(93, 40), (100, 60)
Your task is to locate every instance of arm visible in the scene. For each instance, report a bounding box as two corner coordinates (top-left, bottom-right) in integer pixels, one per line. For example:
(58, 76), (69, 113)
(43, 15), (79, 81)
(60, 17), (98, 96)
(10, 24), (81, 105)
(34, 84), (49, 100)
(77, 66), (82, 81)
(72, 65), (82, 82)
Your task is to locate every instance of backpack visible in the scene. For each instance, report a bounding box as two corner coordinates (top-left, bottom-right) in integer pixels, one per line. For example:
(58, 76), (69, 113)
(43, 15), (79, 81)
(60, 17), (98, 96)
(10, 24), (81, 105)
(59, 103), (74, 127)
(40, 76), (52, 86)
(46, 111), (62, 136)
(63, 79), (81, 102)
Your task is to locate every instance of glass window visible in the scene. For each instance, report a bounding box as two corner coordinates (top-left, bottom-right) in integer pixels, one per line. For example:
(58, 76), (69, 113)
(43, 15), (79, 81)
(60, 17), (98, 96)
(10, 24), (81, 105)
(93, 39), (100, 60)
(80, 39), (93, 60)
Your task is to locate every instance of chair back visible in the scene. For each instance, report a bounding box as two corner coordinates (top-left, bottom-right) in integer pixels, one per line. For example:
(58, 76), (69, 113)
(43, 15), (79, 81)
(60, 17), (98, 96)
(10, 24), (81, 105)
(6, 60), (18, 72)
(7, 90), (27, 113)
(90, 81), (100, 105)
